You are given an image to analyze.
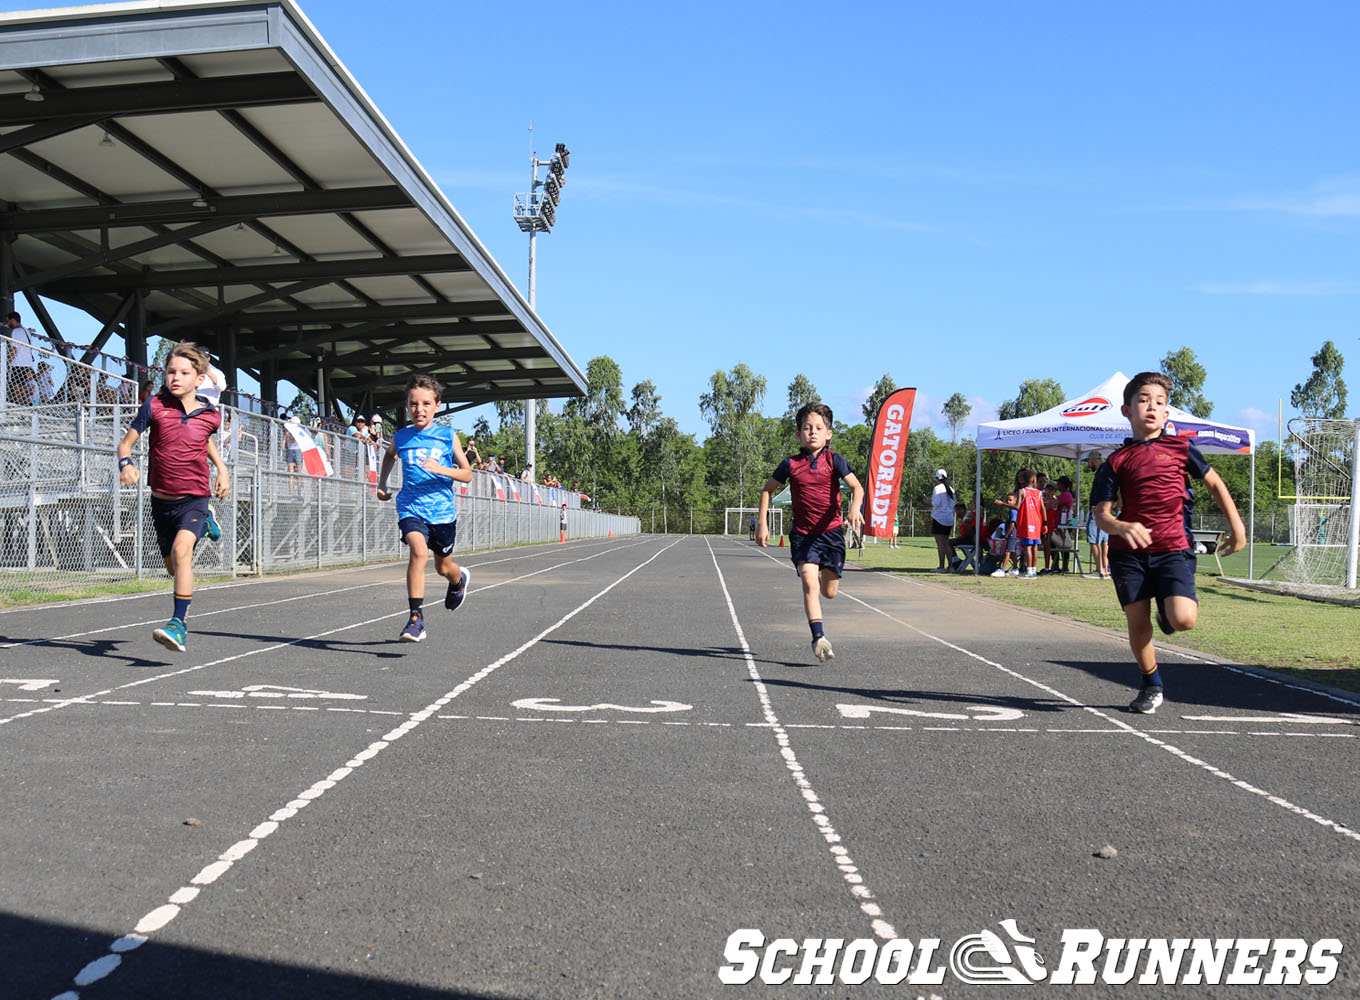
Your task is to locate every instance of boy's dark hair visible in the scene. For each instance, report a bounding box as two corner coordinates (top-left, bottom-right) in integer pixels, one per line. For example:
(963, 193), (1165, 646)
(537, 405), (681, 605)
(1057, 475), (1072, 489)
(794, 401), (834, 430)
(1123, 371), (1174, 407)
(5, 311), (20, 323)
(406, 373), (443, 403)
(1018, 467), (1035, 485)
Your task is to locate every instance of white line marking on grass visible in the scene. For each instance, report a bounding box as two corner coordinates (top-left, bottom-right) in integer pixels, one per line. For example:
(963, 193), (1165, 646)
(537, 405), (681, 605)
(705, 538), (898, 941)
(47, 536), (684, 1000)
(1, 540), (651, 730)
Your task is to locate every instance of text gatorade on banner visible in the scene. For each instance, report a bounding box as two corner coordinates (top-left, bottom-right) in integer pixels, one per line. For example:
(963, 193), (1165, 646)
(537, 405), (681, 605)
(862, 388), (916, 538)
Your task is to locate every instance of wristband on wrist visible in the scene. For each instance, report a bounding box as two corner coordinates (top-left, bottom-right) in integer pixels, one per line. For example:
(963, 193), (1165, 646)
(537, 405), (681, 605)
(118, 456), (133, 470)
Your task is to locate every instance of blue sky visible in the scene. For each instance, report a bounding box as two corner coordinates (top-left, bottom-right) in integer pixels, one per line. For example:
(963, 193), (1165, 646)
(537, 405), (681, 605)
(12, 0), (1360, 444)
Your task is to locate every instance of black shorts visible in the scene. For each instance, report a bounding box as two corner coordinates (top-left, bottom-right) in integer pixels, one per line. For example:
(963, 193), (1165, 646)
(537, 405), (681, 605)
(399, 517), (457, 557)
(151, 495), (209, 558)
(1108, 548), (1198, 608)
(931, 519), (952, 536)
(789, 528), (846, 578)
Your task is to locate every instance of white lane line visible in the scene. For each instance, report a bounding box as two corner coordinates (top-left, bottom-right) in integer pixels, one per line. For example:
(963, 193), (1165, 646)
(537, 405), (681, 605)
(705, 538), (898, 942)
(48, 536), (684, 1000)
(838, 587), (1360, 846)
(740, 539), (1360, 844)
(2, 538), (653, 730)
(2, 537), (634, 650)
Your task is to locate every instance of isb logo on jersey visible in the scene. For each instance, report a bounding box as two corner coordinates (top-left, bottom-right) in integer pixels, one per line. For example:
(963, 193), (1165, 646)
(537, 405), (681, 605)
(1061, 396), (1112, 418)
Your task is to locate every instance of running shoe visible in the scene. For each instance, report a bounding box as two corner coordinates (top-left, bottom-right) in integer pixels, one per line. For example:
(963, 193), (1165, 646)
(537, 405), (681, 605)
(399, 614), (426, 643)
(930, 567), (950, 574)
(990, 568), (1007, 578)
(811, 636), (835, 662)
(204, 504), (221, 542)
(152, 616), (187, 653)
(444, 567), (471, 611)
(1154, 597), (1174, 635)
(1128, 685), (1164, 714)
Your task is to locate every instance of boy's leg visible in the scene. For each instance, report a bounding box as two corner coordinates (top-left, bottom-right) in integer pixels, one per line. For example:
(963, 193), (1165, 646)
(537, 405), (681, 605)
(1162, 595), (1198, 631)
(405, 531), (430, 602)
(799, 562), (823, 623)
(1111, 552), (1164, 713)
(1123, 600), (1158, 674)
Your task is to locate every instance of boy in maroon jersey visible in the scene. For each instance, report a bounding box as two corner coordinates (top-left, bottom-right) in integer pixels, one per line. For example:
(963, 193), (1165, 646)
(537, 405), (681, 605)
(756, 403), (865, 662)
(1091, 372), (1245, 714)
(116, 342), (230, 652)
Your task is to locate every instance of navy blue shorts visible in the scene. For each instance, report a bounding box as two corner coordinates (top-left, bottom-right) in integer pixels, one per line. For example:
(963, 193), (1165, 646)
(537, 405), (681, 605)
(789, 528), (845, 577)
(1109, 548), (1198, 608)
(399, 517), (457, 557)
(151, 495), (209, 558)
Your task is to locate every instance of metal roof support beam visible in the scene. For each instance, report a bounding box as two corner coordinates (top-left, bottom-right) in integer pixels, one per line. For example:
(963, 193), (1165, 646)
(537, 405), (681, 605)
(0, 185), (409, 234)
(0, 114), (106, 156)
(151, 276), (341, 338)
(237, 300), (507, 326)
(0, 73), (318, 128)
(80, 291), (137, 366)
(12, 220), (233, 292)
(43, 250), (469, 294)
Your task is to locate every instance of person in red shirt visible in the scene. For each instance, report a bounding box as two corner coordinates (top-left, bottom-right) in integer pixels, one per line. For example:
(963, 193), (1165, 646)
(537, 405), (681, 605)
(756, 403), (865, 663)
(1092, 371), (1245, 714)
(116, 342), (229, 653)
(1012, 469), (1045, 578)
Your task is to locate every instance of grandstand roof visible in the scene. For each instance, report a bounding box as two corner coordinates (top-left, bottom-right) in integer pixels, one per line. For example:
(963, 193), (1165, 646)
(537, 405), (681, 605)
(0, 0), (587, 415)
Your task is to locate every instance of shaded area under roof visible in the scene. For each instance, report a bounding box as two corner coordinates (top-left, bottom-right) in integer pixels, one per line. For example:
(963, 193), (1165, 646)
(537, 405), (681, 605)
(0, 0), (586, 417)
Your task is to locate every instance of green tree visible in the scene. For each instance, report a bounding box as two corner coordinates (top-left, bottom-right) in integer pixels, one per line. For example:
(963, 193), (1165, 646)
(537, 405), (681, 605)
(1291, 341), (1348, 418)
(784, 374), (821, 426)
(942, 392), (972, 446)
(628, 380), (662, 439)
(862, 373), (898, 427)
(998, 378), (1064, 420)
(699, 363), (767, 507)
(1160, 347), (1213, 417)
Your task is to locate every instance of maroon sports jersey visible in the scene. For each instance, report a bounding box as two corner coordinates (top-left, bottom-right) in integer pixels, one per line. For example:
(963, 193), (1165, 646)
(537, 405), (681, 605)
(771, 448), (853, 535)
(130, 389), (221, 496)
(1090, 434), (1210, 553)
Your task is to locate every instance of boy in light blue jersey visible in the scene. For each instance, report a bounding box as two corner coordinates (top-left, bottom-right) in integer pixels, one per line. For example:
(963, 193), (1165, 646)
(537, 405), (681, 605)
(376, 374), (474, 643)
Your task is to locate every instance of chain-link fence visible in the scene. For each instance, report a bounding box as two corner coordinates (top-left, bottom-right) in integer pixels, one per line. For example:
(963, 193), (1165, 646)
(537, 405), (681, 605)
(0, 368), (638, 604)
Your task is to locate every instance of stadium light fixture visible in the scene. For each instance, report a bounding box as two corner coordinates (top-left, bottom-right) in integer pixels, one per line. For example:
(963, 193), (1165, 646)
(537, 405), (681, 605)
(510, 129), (572, 484)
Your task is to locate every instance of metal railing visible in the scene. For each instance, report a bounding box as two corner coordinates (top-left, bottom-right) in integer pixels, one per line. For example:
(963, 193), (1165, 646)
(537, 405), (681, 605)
(0, 366), (638, 603)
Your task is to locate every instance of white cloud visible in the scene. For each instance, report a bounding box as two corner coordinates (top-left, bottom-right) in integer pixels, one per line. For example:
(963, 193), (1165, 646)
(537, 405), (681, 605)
(1235, 406), (1280, 445)
(1213, 175), (1360, 219)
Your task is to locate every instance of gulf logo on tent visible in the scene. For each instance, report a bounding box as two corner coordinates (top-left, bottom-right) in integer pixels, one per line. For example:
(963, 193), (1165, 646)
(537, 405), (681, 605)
(1061, 396), (1112, 418)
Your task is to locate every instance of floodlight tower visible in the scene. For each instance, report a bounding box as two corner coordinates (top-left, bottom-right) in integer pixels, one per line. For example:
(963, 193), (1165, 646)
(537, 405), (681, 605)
(512, 134), (570, 477)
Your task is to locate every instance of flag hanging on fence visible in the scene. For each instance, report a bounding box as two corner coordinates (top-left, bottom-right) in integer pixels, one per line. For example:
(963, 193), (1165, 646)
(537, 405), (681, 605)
(284, 422), (333, 477)
(862, 387), (916, 538)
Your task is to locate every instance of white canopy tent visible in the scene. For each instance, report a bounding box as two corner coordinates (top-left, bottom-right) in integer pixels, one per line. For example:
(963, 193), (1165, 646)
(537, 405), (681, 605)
(972, 372), (1256, 577)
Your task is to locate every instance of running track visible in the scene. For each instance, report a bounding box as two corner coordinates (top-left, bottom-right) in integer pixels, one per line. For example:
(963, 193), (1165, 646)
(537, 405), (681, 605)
(2, 535), (1357, 998)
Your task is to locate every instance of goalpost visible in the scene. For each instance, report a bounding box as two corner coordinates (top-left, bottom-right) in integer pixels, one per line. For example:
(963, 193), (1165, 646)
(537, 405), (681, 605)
(1287, 417), (1359, 590)
(724, 507), (783, 538)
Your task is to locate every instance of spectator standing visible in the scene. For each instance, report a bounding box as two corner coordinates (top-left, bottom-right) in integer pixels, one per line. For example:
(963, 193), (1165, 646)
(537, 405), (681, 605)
(1084, 451), (1111, 578)
(348, 415), (368, 438)
(930, 469), (960, 573)
(465, 437), (482, 468)
(4, 311), (36, 405)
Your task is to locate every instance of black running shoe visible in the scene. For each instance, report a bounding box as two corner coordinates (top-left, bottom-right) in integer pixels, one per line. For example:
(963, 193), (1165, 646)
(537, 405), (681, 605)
(1129, 685), (1164, 714)
(445, 567), (470, 611)
(1154, 596), (1174, 635)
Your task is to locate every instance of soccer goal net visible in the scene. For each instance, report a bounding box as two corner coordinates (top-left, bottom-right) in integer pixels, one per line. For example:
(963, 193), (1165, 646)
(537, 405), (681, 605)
(725, 507), (783, 538)
(1288, 417), (1359, 590)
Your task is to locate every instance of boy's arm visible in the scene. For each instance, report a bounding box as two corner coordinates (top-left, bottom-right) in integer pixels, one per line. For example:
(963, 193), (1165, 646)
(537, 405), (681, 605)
(1094, 500), (1152, 549)
(116, 426), (141, 486)
(755, 477), (780, 546)
(205, 437), (230, 499)
(1201, 468), (1247, 555)
(376, 443), (398, 500)
(843, 472), (865, 535)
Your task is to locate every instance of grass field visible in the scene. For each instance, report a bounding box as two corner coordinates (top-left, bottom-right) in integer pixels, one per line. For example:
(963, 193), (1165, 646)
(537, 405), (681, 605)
(843, 536), (1360, 694)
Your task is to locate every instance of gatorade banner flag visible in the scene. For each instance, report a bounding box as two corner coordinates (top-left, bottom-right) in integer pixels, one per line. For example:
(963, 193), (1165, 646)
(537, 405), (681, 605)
(862, 387), (916, 538)
(284, 422), (333, 477)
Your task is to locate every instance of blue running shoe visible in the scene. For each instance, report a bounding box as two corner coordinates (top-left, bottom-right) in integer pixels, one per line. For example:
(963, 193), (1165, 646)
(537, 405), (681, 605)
(153, 617), (187, 653)
(204, 504), (222, 542)
(444, 567), (470, 611)
(399, 614), (426, 643)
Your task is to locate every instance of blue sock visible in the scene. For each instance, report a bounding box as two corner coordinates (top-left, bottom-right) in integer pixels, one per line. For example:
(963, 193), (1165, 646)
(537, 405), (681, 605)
(173, 594), (191, 622)
(810, 620), (824, 640)
(409, 597), (423, 616)
(1143, 668), (1163, 688)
